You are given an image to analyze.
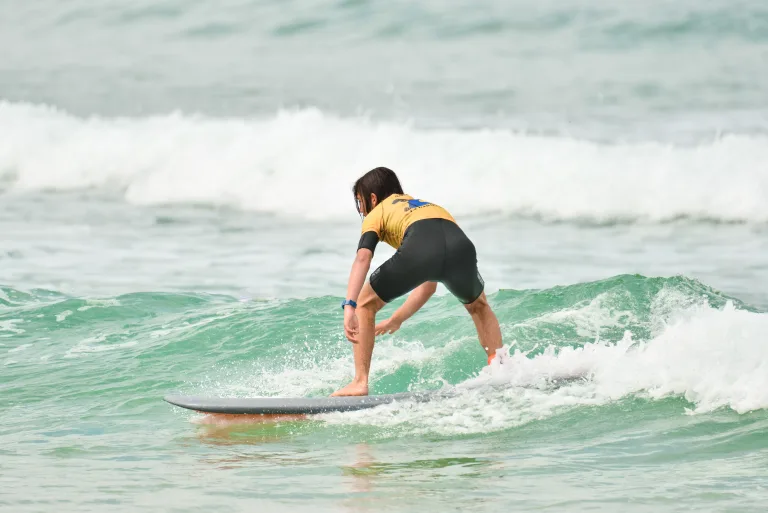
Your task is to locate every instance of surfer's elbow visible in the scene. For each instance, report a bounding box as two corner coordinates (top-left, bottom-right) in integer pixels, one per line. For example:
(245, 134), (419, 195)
(354, 248), (373, 267)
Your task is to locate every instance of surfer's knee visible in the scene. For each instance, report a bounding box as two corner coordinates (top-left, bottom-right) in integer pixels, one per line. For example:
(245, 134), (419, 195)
(464, 292), (490, 317)
(358, 283), (385, 313)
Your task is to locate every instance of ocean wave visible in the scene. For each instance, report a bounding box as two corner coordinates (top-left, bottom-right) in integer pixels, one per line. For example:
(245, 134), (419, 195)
(2, 101), (768, 223)
(3, 274), (768, 437)
(326, 282), (768, 434)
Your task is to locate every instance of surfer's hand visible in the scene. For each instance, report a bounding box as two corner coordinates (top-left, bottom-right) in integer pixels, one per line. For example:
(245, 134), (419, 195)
(344, 307), (359, 343)
(375, 317), (401, 336)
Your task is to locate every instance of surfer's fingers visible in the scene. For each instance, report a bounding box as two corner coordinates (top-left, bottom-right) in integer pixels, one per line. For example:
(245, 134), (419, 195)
(345, 329), (359, 343)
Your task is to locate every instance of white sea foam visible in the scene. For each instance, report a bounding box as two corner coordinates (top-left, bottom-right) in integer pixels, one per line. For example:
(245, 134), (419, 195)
(2, 101), (768, 222)
(0, 319), (25, 335)
(64, 334), (138, 357)
(320, 301), (768, 435)
(518, 291), (639, 339)
(55, 310), (73, 322)
(204, 337), (462, 398)
(75, 298), (121, 312)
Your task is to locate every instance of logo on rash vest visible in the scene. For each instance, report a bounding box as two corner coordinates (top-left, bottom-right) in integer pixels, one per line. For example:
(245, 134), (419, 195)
(393, 198), (432, 211)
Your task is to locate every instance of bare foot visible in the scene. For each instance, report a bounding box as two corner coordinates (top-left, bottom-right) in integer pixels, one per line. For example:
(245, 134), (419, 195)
(331, 381), (369, 397)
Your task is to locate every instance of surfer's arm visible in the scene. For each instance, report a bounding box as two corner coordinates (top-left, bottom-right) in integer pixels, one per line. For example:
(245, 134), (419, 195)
(342, 249), (373, 342)
(376, 282), (436, 335)
(393, 281), (437, 323)
(346, 248), (373, 304)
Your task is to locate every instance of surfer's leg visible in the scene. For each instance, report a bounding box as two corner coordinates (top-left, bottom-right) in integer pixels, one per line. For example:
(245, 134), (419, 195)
(333, 226), (436, 397)
(464, 292), (502, 362)
(332, 282), (385, 397)
(438, 221), (502, 362)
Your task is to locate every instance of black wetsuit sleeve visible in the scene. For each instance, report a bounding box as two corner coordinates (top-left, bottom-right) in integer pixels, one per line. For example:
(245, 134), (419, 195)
(358, 231), (379, 253)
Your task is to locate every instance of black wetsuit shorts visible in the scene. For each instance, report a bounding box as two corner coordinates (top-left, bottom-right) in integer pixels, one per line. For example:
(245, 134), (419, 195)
(368, 219), (484, 304)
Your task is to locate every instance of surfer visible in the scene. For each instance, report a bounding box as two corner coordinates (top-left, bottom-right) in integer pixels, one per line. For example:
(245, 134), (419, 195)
(333, 167), (503, 397)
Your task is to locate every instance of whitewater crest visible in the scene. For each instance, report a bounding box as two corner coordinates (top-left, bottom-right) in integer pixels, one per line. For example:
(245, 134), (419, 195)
(2, 101), (768, 223)
(323, 299), (768, 435)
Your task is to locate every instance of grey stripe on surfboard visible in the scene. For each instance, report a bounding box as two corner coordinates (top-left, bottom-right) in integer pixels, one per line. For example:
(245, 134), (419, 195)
(164, 390), (452, 414)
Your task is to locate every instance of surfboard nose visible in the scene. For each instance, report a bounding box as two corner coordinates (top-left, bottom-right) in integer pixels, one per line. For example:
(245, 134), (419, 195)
(164, 394), (203, 408)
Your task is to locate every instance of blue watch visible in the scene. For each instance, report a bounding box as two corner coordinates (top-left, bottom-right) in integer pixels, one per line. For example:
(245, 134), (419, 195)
(341, 299), (357, 310)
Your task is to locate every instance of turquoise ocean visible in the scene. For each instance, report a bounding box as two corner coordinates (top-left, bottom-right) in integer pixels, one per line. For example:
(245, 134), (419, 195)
(2, 1), (768, 511)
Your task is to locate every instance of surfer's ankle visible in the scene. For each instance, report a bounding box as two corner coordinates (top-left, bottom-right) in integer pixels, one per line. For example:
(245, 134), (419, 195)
(487, 346), (509, 366)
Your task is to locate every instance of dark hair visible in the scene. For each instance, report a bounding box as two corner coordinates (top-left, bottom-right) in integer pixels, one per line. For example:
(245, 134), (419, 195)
(352, 167), (404, 214)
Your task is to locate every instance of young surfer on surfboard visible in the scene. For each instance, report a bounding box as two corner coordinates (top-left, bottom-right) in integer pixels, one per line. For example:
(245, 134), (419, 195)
(333, 167), (504, 397)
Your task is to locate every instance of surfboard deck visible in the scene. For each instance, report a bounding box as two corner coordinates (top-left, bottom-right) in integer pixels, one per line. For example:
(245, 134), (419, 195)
(164, 391), (446, 415)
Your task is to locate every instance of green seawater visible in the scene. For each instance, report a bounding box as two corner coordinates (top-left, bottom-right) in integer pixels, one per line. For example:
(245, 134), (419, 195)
(3, 275), (768, 512)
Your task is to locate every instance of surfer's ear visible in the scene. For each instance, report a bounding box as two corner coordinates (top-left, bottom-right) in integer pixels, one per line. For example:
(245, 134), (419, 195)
(370, 193), (378, 211)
